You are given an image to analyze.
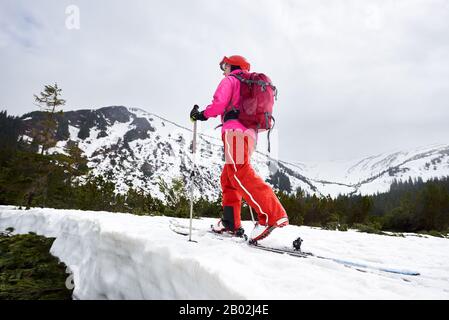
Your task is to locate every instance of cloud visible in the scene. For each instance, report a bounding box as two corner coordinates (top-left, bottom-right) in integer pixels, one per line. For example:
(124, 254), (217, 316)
(1, 0), (449, 162)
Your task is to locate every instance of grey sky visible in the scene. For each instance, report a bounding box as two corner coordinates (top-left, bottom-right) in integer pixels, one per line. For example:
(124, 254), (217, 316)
(1, 0), (449, 162)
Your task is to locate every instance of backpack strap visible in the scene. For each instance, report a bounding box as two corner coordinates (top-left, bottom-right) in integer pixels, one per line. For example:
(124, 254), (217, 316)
(223, 106), (240, 122)
(214, 106), (240, 130)
(228, 72), (245, 82)
(222, 74), (241, 123)
(265, 113), (275, 153)
(213, 75), (241, 130)
(230, 72), (278, 100)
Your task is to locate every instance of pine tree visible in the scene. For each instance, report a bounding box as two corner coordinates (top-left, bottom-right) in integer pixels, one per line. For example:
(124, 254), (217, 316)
(62, 140), (89, 181)
(0, 111), (23, 165)
(33, 83), (66, 155)
(157, 177), (190, 217)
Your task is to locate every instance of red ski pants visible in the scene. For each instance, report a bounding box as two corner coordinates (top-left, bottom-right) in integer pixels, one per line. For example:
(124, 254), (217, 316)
(220, 130), (287, 230)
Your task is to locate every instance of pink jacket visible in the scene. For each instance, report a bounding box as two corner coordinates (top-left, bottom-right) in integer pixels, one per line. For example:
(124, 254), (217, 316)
(203, 70), (256, 140)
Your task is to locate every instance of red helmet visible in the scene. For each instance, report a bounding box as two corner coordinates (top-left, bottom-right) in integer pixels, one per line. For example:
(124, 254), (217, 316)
(219, 55), (251, 71)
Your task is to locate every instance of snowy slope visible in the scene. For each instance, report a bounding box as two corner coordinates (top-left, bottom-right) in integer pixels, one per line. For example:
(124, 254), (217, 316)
(1, 205), (448, 299)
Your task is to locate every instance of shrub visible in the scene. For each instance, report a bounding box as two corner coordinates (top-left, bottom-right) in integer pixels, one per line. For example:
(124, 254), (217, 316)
(353, 223), (385, 235)
(322, 222), (339, 231)
(0, 233), (73, 299)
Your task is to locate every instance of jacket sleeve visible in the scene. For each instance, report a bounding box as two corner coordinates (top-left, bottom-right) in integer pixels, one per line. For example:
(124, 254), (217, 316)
(203, 77), (233, 119)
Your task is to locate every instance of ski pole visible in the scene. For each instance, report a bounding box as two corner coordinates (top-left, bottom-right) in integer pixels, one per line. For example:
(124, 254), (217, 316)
(188, 119), (198, 242)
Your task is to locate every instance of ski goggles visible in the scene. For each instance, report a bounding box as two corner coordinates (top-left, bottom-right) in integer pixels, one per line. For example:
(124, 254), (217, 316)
(220, 61), (229, 71)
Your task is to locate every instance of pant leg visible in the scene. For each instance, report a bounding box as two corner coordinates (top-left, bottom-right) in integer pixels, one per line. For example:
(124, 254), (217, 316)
(220, 162), (243, 230)
(223, 130), (287, 226)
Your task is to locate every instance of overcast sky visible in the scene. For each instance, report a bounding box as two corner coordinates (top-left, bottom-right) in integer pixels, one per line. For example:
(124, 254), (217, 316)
(1, 0), (449, 162)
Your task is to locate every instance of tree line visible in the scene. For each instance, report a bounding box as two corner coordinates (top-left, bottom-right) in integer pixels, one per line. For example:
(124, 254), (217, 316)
(275, 176), (449, 235)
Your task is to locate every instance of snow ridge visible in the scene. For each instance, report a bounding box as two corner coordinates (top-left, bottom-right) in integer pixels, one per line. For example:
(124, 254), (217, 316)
(0, 206), (241, 299)
(1, 206), (449, 299)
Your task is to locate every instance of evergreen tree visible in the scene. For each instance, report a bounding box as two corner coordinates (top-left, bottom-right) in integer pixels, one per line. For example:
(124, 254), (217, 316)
(0, 111), (23, 165)
(62, 141), (89, 181)
(157, 177), (190, 217)
(32, 83), (66, 155)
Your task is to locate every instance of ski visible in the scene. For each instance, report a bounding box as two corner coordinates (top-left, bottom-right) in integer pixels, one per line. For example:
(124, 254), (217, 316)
(169, 219), (200, 231)
(169, 219), (207, 237)
(169, 220), (421, 277)
(169, 223), (190, 236)
(248, 241), (420, 277)
(248, 242), (311, 258)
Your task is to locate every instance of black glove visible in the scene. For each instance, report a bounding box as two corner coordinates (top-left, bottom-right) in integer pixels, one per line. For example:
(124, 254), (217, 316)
(190, 105), (207, 121)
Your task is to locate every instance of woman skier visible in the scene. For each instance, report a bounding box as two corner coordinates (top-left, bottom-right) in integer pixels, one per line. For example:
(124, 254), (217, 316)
(190, 55), (289, 242)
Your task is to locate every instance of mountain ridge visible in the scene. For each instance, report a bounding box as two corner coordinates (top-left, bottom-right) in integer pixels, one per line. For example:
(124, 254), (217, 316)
(19, 106), (449, 199)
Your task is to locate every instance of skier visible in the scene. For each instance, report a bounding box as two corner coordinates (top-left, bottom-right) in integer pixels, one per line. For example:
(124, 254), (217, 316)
(190, 55), (289, 242)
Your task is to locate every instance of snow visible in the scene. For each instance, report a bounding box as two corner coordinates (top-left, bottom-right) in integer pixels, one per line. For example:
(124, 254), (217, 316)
(68, 125), (80, 141)
(1, 205), (448, 300)
(19, 134), (33, 143)
(83, 120), (133, 158)
(315, 181), (355, 198)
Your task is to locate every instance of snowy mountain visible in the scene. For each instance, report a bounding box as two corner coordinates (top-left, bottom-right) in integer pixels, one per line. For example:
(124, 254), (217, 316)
(19, 106), (318, 199)
(1, 205), (448, 299)
(295, 143), (449, 196)
(19, 106), (449, 198)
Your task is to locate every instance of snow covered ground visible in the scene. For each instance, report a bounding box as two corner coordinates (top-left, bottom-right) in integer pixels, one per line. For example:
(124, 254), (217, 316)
(1, 205), (448, 300)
